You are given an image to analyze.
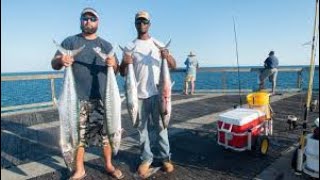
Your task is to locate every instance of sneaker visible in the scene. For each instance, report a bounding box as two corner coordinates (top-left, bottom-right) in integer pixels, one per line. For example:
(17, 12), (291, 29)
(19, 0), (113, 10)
(137, 162), (151, 177)
(162, 161), (174, 173)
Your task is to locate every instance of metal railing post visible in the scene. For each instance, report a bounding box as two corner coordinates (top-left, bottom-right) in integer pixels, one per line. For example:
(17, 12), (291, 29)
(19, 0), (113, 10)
(51, 78), (56, 107)
(297, 70), (303, 90)
(222, 72), (227, 93)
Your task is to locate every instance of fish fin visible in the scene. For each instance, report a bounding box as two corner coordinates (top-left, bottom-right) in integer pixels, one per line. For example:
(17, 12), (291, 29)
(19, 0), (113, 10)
(153, 41), (162, 49)
(119, 45), (125, 52)
(53, 97), (58, 107)
(164, 39), (171, 49)
(136, 81), (141, 87)
(53, 39), (68, 55)
(119, 45), (136, 55)
(153, 39), (171, 50)
(53, 39), (85, 56)
(171, 81), (175, 88)
(71, 45), (85, 56)
(131, 45), (136, 52)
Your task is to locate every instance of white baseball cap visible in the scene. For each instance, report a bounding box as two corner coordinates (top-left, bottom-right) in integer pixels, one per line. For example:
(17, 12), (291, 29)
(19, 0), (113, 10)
(135, 11), (150, 21)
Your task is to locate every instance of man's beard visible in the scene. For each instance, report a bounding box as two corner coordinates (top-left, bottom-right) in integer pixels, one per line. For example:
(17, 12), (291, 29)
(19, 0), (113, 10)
(81, 25), (98, 34)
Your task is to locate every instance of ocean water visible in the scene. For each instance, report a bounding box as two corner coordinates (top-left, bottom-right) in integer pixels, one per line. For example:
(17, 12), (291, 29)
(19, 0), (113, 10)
(1, 67), (319, 107)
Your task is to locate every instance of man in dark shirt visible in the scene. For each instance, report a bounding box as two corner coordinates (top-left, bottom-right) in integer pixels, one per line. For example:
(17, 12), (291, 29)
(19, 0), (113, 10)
(259, 51), (279, 95)
(51, 7), (124, 180)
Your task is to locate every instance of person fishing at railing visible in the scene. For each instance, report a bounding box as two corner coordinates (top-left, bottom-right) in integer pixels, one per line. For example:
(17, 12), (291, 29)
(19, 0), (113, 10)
(119, 10), (176, 179)
(259, 51), (279, 95)
(183, 51), (199, 95)
(51, 7), (124, 180)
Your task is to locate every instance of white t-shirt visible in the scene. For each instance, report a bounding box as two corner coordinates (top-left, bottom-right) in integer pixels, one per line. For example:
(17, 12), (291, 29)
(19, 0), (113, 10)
(128, 37), (164, 99)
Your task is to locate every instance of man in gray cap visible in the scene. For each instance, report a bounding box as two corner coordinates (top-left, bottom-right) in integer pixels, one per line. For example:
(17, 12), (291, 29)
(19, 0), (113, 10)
(120, 10), (176, 178)
(259, 51), (279, 95)
(51, 7), (124, 179)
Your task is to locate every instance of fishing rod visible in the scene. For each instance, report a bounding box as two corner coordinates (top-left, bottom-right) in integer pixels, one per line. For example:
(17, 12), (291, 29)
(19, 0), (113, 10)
(233, 16), (243, 107)
(296, 0), (319, 173)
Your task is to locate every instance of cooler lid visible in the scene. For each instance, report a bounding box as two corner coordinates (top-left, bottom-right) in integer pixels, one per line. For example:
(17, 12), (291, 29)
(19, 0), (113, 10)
(218, 108), (265, 126)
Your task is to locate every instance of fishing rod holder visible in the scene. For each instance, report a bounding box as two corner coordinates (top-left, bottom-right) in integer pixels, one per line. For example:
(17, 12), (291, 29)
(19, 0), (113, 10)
(287, 115), (298, 130)
(310, 99), (319, 112)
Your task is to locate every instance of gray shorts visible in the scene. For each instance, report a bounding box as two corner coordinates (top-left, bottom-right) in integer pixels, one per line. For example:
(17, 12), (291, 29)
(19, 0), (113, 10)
(260, 68), (278, 83)
(78, 100), (109, 147)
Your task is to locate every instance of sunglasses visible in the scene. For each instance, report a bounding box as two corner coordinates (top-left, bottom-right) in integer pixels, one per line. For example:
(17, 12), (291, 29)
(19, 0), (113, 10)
(81, 16), (98, 22)
(135, 19), (150, 25)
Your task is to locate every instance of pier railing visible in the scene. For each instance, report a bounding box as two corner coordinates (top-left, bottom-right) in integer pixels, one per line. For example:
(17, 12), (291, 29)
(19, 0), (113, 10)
(1, 67), (318, 117)
(172, 67), (308, 92)
(1, 73), (63, 116)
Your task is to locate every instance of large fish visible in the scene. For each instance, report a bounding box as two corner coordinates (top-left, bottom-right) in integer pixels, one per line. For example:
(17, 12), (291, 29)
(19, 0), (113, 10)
(153, 39), (173, 129)
(53, 40), (85, 172)
(93, 47), (122, 155)
(119, 45), (139, 128)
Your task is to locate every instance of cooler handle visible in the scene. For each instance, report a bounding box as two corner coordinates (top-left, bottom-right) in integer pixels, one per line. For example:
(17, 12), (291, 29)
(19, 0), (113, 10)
(221, 122), (233, 133)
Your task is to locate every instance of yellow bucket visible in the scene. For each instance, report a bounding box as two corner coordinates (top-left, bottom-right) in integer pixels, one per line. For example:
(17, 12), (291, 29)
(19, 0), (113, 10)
(247, 92), (269, 106)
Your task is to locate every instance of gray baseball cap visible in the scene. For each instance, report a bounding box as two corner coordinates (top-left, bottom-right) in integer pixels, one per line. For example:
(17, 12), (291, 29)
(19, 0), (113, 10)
(81, 7), (99, 19)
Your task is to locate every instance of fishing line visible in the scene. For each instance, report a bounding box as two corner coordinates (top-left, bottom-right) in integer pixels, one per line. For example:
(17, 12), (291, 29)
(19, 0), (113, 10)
(233, 16), (242, 106)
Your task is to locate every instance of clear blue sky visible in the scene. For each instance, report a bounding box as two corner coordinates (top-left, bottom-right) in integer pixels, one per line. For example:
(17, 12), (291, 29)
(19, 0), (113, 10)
(1, 0), (319, 72)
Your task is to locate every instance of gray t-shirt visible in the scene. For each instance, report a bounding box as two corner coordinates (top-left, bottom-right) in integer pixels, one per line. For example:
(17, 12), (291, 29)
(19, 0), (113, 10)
(56, 34), (114, 100)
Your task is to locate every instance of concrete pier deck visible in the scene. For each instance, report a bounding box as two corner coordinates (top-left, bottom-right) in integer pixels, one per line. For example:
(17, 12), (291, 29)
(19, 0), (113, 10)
(1, 92), (319, 180)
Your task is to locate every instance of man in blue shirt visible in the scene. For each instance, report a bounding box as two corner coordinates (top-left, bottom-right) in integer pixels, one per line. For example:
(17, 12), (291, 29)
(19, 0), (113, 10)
(259, 51), (279, 95)
(184, 51), (199, 95)
(51, 8), (124, 180)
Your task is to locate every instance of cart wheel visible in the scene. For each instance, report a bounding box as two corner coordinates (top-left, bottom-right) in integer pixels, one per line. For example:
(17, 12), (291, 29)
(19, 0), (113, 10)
(256, 135), (269, 155)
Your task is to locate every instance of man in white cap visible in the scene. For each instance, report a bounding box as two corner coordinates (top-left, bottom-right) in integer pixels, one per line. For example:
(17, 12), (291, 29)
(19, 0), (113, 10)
(51, 7), (124, 179)
(120, 10), (176, 178)
(184, 51), (199, 95)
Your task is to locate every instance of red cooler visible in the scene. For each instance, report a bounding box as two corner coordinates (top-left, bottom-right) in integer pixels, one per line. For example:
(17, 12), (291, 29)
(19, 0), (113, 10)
(217, 108), (266, 150)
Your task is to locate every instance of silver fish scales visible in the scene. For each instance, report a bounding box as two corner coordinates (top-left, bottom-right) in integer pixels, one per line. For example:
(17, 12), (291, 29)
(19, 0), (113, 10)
(93, 47), (122, 155)
(119, 45), (139, 128)
(153, 39), (173, 129)
(53, 40), (85, 172)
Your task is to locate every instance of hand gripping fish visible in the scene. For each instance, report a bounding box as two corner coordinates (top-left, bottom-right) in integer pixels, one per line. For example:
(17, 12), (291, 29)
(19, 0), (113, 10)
(153, 39), (174, 129)
(119, 45), (139, 128)
(53, 40), (85, 172)
(93, 47), (122, 155)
